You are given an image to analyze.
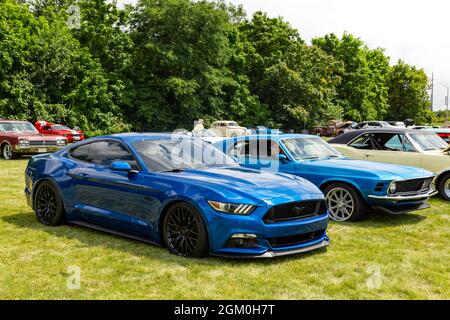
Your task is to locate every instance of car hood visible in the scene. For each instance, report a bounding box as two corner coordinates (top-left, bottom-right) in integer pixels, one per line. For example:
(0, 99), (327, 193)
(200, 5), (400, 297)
(300, 159), (433, 180)
(159, 166), (323, 204)
(2, 132), (64, 140)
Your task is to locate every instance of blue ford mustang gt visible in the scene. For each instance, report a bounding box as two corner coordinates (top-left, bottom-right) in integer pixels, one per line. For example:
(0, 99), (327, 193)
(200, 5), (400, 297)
(215, 134), (437, 222)
(24, 133), (329, 258)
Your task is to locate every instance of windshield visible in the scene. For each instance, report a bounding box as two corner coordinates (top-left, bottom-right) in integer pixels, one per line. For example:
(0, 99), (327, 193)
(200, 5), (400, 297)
(133, 138), (237, 172)
(228, 122), (239, 127)
(282, 137), (343, 160)
(0, 122), (38, 133)
(51, 125), (71, 131)
(409, 132), (448, 151)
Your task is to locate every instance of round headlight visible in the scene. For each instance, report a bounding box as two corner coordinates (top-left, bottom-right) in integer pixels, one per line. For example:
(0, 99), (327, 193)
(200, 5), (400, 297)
(389, 182), (397, 194)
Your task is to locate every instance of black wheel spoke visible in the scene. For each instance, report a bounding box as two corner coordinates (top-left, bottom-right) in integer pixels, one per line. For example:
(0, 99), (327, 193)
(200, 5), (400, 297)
(165, 205), (202, 256)
(35, 184), (58, 225)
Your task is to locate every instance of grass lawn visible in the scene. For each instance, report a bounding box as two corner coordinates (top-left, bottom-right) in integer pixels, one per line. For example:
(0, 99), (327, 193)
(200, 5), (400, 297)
(0, 159), (449, 300)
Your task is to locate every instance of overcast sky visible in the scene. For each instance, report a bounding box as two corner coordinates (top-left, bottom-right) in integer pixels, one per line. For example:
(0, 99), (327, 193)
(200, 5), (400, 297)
(118, 0), (450, 110)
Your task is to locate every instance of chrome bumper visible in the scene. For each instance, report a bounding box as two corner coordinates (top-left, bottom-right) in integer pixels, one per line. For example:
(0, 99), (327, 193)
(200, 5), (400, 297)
(368, 190), (438, 201)
(14, 146), (63, 153)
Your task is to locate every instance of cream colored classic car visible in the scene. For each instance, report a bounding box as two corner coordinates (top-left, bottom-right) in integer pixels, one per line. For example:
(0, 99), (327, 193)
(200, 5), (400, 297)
(329, 128), (450, 201)
(209, 121), (248, 137)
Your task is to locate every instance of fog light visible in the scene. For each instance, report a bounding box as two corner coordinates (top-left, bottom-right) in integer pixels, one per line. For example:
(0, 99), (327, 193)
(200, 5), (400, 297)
(231, 233), (257, 239)
(226, 234), (258, 249)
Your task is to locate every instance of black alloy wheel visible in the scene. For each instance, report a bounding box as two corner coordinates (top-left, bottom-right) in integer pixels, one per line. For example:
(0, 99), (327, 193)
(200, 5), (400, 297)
(163, 203), (209, 258)
(34, 181), (65, 226)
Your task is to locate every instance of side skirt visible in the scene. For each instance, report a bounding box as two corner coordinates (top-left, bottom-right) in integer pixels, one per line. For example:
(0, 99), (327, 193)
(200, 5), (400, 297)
(69, 220), (161, 247)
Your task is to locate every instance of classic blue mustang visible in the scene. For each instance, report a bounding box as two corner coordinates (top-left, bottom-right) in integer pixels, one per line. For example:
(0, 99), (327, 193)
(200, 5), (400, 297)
(214, 134), (437, 222)
(24, 133), (330, 258)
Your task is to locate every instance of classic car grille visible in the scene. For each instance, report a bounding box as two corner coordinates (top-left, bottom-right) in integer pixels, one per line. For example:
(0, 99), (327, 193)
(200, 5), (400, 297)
(29, 140), (58, 146)
(395, 178), (433, 194)
(268, 230), (325, 248)
(263, 200), (326, 223)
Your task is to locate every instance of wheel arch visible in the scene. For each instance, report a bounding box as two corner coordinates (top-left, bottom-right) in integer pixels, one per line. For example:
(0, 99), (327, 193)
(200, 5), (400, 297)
(157, 197), (211, 247)
(319, 179), (366, 200)
(31, 177), (64, 210)
(436, 170), (450, 187)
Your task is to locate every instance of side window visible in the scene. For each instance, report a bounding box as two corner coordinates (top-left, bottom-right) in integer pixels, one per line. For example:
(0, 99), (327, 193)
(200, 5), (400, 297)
(86, 141), (139, 169)
(369, 122), (381, 127)
(229, 139), (281, 159)
(385, 135), (403, 151)
(69, 143), (90, 161)
(228, 140), (247, 157)
(349, 134), (374, 150)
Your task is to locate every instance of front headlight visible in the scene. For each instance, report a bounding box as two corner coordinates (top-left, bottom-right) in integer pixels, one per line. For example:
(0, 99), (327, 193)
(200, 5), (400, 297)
(207, 201), (255, 215)
(388, 181), (397, 194)
(56, 139), (66, 146)
(18, 139), (30, 147)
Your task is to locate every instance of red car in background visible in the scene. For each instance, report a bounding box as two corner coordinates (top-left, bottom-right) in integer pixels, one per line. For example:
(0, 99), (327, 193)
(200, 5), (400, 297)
(34, 121), (85, 143)
(0, 120), (67, 160)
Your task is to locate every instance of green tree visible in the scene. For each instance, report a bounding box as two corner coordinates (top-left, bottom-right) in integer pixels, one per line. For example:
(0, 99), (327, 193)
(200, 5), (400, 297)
(233, 12), (342, 129)
(387, 60), (431, 124)
(312, 33), (390, 122)
(127, 0), (262, 131)
(0, 0), (128, 135)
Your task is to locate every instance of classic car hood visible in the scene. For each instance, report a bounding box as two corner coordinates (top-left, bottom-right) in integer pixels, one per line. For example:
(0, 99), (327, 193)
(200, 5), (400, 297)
(2, 132), (63, 140)
(160, 166), (322, 202)
(300, 159), (433, 180)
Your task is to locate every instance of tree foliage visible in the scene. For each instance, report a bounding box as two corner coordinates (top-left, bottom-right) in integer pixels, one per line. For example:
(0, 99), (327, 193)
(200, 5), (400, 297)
(0, 0), (433, 134)
(387, 60), (432, 123)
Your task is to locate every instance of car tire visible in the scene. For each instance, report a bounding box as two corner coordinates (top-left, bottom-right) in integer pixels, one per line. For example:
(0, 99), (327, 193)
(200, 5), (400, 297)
(324, 183), (367, 222)
(34, 181), (66, 226)
(2, 143), (18, 160)
(162, 202), (209, 258)
(437, 172), (450, 201)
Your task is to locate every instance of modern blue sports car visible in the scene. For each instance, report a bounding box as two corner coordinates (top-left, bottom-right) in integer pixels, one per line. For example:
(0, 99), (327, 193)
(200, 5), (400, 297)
(214, 134), (437, 222)
(24, 133), (329, 258)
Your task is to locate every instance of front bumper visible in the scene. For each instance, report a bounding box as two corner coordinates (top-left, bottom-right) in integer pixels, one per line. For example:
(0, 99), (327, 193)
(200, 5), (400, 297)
(367, 189), (436, 215)
(14, 145), (63, 154)
(213, 237), (329, 259)
(204, 194), (330, 258)
(368, 189), (438, 202)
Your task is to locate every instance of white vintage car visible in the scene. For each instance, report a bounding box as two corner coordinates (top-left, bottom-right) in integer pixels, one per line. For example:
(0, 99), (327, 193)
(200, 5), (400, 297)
(209, 121), (248, 137)
(329, 128), (450, 200)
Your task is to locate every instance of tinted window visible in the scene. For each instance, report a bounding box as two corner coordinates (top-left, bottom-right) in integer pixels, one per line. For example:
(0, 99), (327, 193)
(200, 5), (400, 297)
(70, 144), (90, 161)
(86, 141), (138, 169)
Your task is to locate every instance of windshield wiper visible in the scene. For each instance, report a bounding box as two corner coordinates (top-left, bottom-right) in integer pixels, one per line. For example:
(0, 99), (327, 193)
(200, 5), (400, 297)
(302, 156), (320, 160)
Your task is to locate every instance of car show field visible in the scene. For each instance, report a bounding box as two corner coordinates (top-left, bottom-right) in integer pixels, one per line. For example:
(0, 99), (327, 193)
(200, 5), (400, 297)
(1, 159), (448, 299)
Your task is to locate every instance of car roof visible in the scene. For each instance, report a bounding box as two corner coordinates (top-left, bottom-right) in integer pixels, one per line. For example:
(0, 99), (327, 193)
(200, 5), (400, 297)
(0, 120), (30, 123)
(329, 128), (428, 144)
(89, 132), (187, 143)
(231, 133), (320, 140)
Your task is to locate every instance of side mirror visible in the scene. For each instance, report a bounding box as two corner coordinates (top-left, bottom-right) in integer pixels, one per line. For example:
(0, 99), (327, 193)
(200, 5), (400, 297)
(278, 154), (289, 162)
(110, 161), (132, 172)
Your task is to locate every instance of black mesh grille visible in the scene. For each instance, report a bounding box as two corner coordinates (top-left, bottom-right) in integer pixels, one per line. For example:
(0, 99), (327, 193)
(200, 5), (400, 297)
(263, 200), (326, 223)
(268, 230), (325, 248)
(29, 140), (58, 146)
(395, 178), (432, 194)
